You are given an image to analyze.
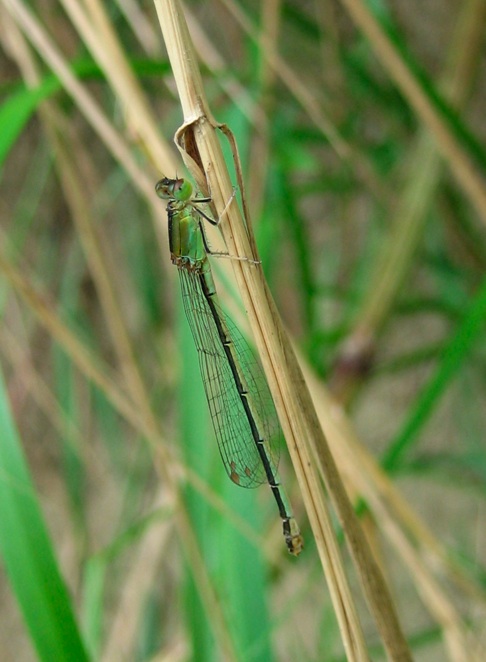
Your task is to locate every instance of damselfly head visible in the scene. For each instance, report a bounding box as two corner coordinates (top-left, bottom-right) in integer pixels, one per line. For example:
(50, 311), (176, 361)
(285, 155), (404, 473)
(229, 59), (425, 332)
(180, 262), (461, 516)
(155, 177), (193, 202)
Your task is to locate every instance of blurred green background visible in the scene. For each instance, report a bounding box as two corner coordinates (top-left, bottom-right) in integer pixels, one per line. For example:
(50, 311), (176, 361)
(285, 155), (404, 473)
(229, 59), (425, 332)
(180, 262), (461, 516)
(1, 0), (486, 660)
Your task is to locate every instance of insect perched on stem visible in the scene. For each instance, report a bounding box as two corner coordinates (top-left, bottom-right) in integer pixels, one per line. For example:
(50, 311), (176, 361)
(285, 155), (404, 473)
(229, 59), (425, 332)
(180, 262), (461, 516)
(156, 176), (303, 556)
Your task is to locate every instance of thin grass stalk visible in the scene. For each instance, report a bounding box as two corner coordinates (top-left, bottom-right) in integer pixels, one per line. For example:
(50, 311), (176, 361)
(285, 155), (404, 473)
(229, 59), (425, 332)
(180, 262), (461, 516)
(185, 11), (266, 127)
(61, 0), (175, 172)
(338, 0), (486, 226)
(100, 489), (172, 662)
(299, 352), (486, 659)
(154, 1), (413, 659)
(50, 127), (159, 428)
(216, 0), (389, 204)
(0, 325), (93, 469)
(246, 0), (281, 216)
(114, 0), (161, 55)
(3, 0), (154, 200)
(332, 0), (486, 399)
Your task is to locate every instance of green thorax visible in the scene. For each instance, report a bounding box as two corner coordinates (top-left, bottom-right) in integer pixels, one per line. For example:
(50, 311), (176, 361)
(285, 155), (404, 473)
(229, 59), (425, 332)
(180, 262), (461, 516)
(155, 177), (210, 273)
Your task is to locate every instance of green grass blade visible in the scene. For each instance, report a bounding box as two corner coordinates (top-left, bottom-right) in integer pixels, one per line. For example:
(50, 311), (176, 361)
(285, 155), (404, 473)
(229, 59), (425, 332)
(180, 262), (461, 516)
(0, 58), (169, 167)
(383, 275), (486, 470)
(0, 82), (57, 166)
(0, 365), (89, 662)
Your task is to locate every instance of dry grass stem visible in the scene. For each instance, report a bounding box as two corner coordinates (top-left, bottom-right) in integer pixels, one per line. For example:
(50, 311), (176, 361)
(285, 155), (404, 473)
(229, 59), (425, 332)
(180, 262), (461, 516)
(338, 0), (486, 226)
(332, 0), (486, 401)
(61, 0), (176, 173)
(300, 355), (486, 659)
(217, 0), (389, 204)
(3, 0), (155, 199)
(154, 0), (414, 659)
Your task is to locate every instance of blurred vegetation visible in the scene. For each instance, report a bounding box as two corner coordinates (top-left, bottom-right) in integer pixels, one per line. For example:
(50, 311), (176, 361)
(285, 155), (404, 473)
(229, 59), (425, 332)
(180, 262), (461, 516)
(0, 0), (486, 660)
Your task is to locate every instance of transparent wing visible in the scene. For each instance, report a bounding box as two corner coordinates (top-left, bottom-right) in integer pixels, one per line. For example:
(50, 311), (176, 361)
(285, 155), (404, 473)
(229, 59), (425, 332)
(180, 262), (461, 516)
(178, 268), (281, 488)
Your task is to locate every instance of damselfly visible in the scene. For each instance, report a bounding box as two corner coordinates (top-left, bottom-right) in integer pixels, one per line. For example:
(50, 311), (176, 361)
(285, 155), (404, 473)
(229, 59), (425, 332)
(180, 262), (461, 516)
(156, 176), (303, 556)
